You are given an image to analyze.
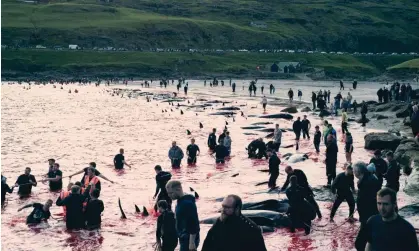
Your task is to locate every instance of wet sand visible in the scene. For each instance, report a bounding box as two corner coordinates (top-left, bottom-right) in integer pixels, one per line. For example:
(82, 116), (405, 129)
(1, 80), (417, 251)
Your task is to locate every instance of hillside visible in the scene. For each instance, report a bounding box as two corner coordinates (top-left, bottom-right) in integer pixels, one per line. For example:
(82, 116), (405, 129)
(2, 0), (419, 52)
(388, 59), (419, 71)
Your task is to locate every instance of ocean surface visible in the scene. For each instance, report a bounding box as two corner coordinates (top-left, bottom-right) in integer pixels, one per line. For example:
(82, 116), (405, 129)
(1, 80), (417, 251)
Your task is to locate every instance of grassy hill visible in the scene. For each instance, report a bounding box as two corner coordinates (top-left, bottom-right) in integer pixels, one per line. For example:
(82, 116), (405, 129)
(388, 59), (419, 71)
(2, 0), (419, 52)
(2, 49), (416, 79)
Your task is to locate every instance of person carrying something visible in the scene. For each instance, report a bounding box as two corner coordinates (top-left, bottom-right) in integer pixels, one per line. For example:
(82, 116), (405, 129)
(2, 175), (16, 207)
(186, 138), (200, 165)
(281, 166), (322, 218)
(384, 151), (401, 193)
(286, 176), (316, 235)
(273, 124), (282, 152)
(301, 115), (311, 140)
(369, 150), (388, 188)
(267, 149), (281, 189)
(207, 128), (217, 151)
(41, 162), (63, 192)
(114, 148), (132, 170)
(153, 165), (173, 211)
(155, 200), (178, 251)
(313, 125), (321, 153)
(166, 180), (200, 251)
(325, 134), (338, 188)
(84, 188), (104, 230)
(168, 141), (184, 169)
(355, 188), (419, 251)
(68, 162), (114, 184)
(18, 199), (53, 224)
(330, 166), (356, 222)
(202, 194), (267, 251)
(15, 167), (37, 198)
(293, 117), (303, 150)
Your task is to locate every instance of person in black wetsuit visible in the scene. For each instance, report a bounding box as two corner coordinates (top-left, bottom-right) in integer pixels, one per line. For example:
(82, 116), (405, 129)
(293, 117), (302, 150)
(313, 125), (321, 153)
(153, 165), (173, 210)
(301, 115), (311, 140)
(214, 143), (228, 164)
(15, 167), (37, 198)
(56, 185), (89, 230)
(207, 128), (217, 151)
(355, 188), (419, 251)
(114, 148), (132, 169)
(281, 166), (322, 218)
(41, 163), (63, 192)
(202, 194), (267, 251)
(267, 149), (281, 189)
(247, 138), (267, 159)
(330, 166), (356, 222)
(325, 134), (338, 187)
(18, 199), (53, 224)
(84, 188), (104, 230)
(2, 175), (15, 207)
(369, 150), (388, 188)
(186, 138), (200, 165)
(286, 176), (316, 235)
(156, 200), (178, 251)
(385, 151), (401, 193)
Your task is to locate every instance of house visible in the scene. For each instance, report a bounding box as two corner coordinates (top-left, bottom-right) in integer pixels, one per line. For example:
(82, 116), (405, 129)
(270, 62), (279, 72)
(69, 44), (79, 50)
(250, 21), (267, 29)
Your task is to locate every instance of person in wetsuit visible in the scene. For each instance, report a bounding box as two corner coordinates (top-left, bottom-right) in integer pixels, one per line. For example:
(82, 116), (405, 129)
(114, 148), (132, 169)
(247, 138), (268, 159)
(15, 167), (37, 198)
(18, 199), (53, 224)
(41, 163), (63, 191)
(281, 166), (322, 218)
(355, 187), (419, 251)
(208, 128), (217, 151)
(1, 175), (15, 207)
(186, 138), (200, 165)
(202, 194), (267, 251)
(56, 185), (89, 230)
(286, 176), (316, 235)
(330, 166), (356, 222)
(156, 200), (178, 251)
(84, 188), (104, 230)
(153, 165), (173, 210)
(267, 149), (281, 189)
(385, 151), (401, 193)
(369, 150), (388, 188)
(325, 134), (338, 187)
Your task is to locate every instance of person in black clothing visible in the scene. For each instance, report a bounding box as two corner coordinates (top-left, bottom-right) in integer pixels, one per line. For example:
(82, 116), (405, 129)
(267, 149), (281, 189)
(153, 165), (173, 211)
(184, 84), (188, 95)
(40, 163), (63, 191)
(330, 166), (356, 222)
(214, 143), (228, 164)
(2, 175), (15, 207)
(385, 151), (401, 192)
(247, 138), (267, 159)
(202, 194), (267, 251)
(360, 101), (368, 127)
(377, 88), (383, 103)
(311, 92), (317, 110)
(325, 135), (338, 187)
(207, 128), (217, 150)
(340, 80), (344, 90)
(186, 138), (200, 165)
(301, 115), (311, 140)
(15, 167), (37, 198)
(114, 148), (132, 169)
(313, 126), (321, 153)
(18, 199), (53, 224)
(383, 88), (389, 103)
(286, 176), (316, 235)
(48, 158), (55, 172)
(281, 166), (322, 218)
(56, 185), (88, 230)
(352, 100), (358, 113)
(69, 162), (114, 184)
(218, 129), (227, 145)
(353, 161), (380, 227)
(353, 80), (357, 90)
(85, 188), (104, 230)
(156, 200), (178, 251)
(355, 188), (419, 251)
(369, 150), (388, 188)
(293, 117), (302, 150)
(288, 88), (294, 102)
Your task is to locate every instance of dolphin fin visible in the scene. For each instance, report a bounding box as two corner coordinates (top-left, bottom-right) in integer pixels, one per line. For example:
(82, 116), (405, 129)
(118, 198), (127, 219)
(135, 204), (141, 213)
(142, 206), (149, 216)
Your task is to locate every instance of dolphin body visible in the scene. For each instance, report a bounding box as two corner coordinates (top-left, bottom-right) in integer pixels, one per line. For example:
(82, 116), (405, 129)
(242, 199), (289, 213)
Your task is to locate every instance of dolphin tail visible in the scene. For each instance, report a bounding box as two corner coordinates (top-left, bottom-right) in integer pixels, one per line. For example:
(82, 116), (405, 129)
(118, 198), (127, 219)
(142, 206), (149, 216)
(135, 204), (141, 213)
(194, 191), (200, 199)
(189, 187), (195, 192)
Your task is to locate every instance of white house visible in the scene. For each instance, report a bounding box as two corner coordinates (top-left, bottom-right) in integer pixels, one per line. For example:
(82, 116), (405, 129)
(69, 44), (78, 50)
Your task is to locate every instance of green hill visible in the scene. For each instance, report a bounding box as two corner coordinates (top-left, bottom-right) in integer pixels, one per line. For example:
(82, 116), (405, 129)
(388, 59), (419, 71)
(2, 0), (419, 52)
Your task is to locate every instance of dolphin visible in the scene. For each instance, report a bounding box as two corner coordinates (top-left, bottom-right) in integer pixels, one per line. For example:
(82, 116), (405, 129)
(190, 187), (200, 199)
(142, 206), (149, 216)
(118, 198), (127, 219)
(135, 204), (141, 213)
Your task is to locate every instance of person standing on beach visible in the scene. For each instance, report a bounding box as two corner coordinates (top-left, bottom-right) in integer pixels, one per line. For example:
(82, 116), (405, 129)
(267, 149), (280, 189)
(361, 101), (368, 127)
(168, 141), (184, 168)
(298, 90), (302, 101)
(311, 92), (317, 110)
(345, 132), (353, 164)
(340, 80), (344, 90)
(232, 82), (236, 93)
(301, 115), (311, 140)
(313, 126), (321, 153)
(327, 90), (331, 103)
(262, 96), (268, 112)
(293, 117), (302, 150)
(325, 134), (338, 188)
(288, 88), (294, 103)
(184, 84), (188, 96)
(273, 124), (282, 151)
(384, 151), (401, 193)
(330, 166), (355, 223)
(166, 180), (200, 251)
(261, 85), (264, 94)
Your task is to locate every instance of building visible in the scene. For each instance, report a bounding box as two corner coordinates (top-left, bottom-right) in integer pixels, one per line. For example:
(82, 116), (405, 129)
(69, 44), (79, 50)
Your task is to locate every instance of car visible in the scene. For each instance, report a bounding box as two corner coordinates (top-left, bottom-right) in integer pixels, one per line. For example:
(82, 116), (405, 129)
(391, 52), (398, 55)
(409, 52), (418, 55)
(308, 51), (314, 54)
(321, 51), (327, 54)
(337, 52), (344, 55)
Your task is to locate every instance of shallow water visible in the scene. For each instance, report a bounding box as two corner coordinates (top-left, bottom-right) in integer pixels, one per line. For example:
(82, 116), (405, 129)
(1, 80), (417, 251)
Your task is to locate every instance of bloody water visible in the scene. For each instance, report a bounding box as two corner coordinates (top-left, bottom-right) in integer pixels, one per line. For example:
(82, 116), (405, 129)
(1, 80), (417, 251)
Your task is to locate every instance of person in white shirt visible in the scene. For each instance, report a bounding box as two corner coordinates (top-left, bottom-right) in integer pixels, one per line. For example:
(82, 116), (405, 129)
(262, 96), (268, 112)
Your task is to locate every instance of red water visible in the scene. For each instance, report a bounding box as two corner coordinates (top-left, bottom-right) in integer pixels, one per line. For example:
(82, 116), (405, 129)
(1, 81), (417, 251)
